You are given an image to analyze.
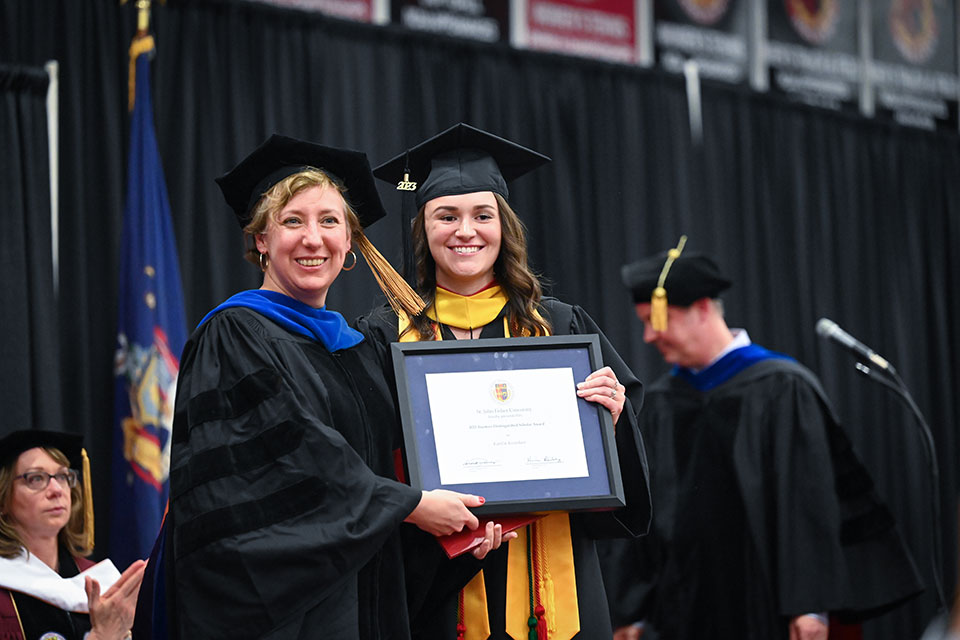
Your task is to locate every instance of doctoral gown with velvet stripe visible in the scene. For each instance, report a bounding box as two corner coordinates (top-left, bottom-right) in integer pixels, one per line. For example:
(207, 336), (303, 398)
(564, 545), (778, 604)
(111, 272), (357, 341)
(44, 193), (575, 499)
(356, 297), (653, 640)
(598, 357), (923, 639)
(164, 307), (422, 640)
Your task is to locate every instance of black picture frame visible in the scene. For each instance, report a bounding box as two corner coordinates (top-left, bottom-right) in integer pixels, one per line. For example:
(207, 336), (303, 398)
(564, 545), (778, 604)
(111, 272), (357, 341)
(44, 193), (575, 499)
(391, 334), (625, 516)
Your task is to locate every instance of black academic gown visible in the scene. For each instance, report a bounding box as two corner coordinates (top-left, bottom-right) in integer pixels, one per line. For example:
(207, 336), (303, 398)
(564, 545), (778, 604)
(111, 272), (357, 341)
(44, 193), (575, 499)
(1, 548), (92, 640)
(599, 357), (923, 640)
(164, 307), (422, 640)
(357, 297), (652, 640)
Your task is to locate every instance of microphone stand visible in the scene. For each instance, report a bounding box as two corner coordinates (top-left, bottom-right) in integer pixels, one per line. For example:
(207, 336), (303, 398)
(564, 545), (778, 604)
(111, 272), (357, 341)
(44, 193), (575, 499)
(854, 361), (947, 612)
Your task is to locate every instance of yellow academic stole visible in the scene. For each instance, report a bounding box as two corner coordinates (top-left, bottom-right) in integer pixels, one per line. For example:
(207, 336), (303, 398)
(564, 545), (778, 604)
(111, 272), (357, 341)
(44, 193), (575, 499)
(398, 286), (580, 640)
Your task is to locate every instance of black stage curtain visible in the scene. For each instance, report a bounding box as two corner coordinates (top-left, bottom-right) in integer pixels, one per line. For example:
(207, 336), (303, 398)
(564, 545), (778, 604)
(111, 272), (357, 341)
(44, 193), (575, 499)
(1, 1), (957, 636)
(0, 63), (63, 436)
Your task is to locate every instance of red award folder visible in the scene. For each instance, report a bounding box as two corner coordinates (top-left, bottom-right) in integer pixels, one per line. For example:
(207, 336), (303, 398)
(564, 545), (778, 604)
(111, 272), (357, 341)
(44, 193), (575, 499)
(436, 514), (544, 558)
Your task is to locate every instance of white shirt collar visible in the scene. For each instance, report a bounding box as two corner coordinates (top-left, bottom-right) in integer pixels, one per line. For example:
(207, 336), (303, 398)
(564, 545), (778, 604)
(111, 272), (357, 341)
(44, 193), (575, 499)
(692, 329), (751, 373)
(0, 549), (120, 612)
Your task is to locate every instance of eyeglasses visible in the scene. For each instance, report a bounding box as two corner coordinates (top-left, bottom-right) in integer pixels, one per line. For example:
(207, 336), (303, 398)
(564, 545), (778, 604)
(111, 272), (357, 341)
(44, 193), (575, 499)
(15, 470), (79, 491)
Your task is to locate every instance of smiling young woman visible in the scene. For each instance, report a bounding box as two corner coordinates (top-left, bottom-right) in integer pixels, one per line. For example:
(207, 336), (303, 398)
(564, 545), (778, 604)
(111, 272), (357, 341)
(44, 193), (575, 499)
(359, 123), (653, 640)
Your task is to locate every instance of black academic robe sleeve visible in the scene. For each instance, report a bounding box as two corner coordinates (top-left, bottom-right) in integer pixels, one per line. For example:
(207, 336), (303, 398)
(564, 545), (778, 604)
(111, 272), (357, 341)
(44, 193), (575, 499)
(167, 308), (421, 639)
(733, 360), (923, 620)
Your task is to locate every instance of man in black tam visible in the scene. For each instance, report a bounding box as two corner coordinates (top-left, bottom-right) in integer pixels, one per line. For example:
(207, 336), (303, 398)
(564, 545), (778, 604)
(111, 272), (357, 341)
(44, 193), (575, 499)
(599, 240), (923, 640)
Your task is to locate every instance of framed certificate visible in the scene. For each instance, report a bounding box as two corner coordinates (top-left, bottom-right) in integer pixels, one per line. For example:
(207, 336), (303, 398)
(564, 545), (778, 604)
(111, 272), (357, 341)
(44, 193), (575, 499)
(391, 334), (625, 515)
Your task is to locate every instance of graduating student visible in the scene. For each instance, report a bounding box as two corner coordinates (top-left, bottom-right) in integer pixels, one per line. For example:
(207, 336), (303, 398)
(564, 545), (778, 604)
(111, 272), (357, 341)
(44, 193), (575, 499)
(360, 123), (652, 640)
(0, 429), (146, 640)
(602, 243), (923, 640)
(155, 135), (499, 640)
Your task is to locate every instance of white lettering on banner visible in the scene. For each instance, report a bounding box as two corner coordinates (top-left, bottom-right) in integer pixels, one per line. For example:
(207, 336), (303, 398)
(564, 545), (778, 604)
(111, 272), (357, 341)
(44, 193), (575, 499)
(871, 62), (960, 98)
(878, 90), (948, 117)
(661, 52), (745, 82)
(419, 0), (485, 16)
(892, 111), (936, 130)
(766, 42), (860, 80)
(528, 30), (634, 62)
(260, 0), (370, 19)
(656, 22), (745, 60)
(402, 6), (500, 40)
(775, 72), (851, 99)
(530, 2), (630, 39)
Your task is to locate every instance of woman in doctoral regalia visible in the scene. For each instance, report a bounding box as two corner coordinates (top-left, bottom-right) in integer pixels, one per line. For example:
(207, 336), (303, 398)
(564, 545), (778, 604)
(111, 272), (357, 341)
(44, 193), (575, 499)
(359, 123), (652, 640)
(154, 135), (498, 640)
(0, 429), (146, 640)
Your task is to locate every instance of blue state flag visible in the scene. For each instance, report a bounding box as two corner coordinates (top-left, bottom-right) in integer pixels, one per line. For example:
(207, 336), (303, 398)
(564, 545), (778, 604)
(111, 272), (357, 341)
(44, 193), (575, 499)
(110, 35), (186, 574)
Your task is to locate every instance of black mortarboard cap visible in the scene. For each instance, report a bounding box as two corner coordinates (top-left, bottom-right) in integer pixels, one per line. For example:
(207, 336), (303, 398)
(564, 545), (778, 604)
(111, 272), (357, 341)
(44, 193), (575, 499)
(372, 123), (551, 208)
(0, 430), (84, 469)
(621, 251), (732, 307)
(215, 134), (388, 229)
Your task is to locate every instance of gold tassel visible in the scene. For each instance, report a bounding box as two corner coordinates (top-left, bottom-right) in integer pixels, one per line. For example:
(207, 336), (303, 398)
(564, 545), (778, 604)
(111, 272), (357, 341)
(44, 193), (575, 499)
(650, 286), (668, 332)
(354, 232), (426, 318)
(81, 448), (95, 552)
(127, 34), (155, 112)
(650, 235), (687, 332)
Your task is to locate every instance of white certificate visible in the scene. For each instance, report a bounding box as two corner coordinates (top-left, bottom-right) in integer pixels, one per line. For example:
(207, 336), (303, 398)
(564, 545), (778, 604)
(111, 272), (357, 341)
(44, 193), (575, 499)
(425, 367), (589, 485)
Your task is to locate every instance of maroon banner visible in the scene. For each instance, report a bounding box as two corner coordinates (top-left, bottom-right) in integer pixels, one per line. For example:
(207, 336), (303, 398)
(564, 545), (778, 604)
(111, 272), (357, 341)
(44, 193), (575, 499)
(391, 0), (510, 42)
(250, 0), (375, 22)
(765, 0), (861, 111)
(525, 0), (639, 64)
(653, 0), (749, 84)
(870, 0), (958, 130)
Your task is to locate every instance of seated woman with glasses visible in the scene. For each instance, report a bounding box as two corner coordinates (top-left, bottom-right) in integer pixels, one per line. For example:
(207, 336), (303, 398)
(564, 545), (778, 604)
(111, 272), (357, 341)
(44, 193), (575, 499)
(0, 430), (146, 640)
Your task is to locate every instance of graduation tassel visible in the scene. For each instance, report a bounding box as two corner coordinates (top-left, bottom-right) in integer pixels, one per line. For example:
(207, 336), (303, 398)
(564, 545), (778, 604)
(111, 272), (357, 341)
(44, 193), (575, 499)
(650, 286), (668, 333)
(81, 448), (95, 552)
(354, 231), (426, 317)
(397, 157), (419, 286)
(651, 235), (687, 332)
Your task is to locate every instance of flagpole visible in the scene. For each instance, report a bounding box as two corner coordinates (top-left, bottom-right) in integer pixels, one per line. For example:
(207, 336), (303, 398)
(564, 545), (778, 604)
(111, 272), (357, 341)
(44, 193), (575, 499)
(112, 0), (185, 576)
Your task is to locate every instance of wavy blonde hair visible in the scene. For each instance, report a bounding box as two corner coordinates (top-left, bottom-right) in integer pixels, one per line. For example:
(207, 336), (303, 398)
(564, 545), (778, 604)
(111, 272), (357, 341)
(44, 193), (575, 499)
(242, 169), (361, 266)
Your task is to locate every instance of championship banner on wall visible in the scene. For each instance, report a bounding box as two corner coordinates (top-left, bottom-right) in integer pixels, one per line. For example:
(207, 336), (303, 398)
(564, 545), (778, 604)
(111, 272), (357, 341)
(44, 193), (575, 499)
(523, 0), (640, 64)
(391, 0), (510, 43)
(653, 0), (749, 84)
(251, 0), (377, 22)
(870, 0), (958, 130)
(765, 0), (860, 111)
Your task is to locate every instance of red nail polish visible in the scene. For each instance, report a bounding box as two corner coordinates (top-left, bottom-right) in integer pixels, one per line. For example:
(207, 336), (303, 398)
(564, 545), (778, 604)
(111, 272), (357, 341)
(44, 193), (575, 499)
(478, 496), (485, 504)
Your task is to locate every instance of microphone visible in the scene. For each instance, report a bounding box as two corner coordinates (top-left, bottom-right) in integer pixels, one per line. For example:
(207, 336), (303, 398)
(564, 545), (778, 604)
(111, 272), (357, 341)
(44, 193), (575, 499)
(815, 318), (895, 373)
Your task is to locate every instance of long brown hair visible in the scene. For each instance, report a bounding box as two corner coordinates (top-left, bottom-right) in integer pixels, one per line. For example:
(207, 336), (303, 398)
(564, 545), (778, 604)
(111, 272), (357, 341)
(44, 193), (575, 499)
(407, 193), (551, 338)
(0, 447), (90, 559)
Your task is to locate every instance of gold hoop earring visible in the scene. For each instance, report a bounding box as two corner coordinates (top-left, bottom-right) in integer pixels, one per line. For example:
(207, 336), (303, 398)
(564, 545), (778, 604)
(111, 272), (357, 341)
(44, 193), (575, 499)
(259, 252), (269, 272)
(342, 251), (357, 271)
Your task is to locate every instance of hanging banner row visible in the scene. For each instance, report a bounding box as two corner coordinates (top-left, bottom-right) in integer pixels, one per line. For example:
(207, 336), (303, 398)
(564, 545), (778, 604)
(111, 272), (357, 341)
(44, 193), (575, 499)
(258, 0), (960, 132)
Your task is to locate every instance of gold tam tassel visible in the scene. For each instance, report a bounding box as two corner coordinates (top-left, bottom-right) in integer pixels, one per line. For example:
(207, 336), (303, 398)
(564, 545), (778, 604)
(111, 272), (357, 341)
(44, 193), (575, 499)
(354, 232), (426, 318)
(650, 235), (687, 332)
(81, 448), (95, 552)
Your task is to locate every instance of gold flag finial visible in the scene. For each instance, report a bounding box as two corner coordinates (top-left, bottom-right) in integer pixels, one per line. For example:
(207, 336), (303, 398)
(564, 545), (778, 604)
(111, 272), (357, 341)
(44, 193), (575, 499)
(120, 0), (164, 35)
(651, 235), (687, 332)
(123, 0), (164, 110)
